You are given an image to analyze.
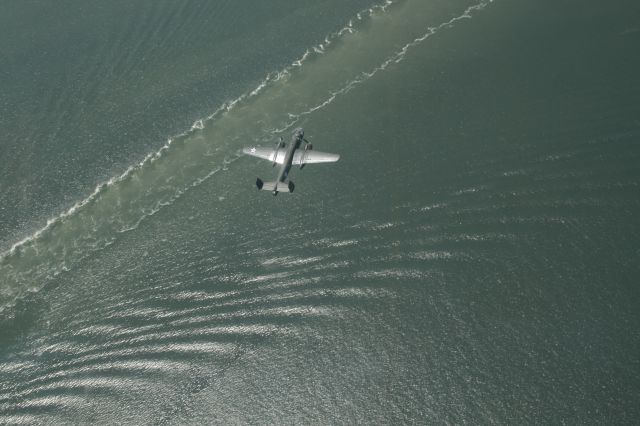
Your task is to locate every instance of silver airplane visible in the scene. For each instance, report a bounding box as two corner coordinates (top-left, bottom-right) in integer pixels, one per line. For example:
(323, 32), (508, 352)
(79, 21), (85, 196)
(242, 128), (339, 195)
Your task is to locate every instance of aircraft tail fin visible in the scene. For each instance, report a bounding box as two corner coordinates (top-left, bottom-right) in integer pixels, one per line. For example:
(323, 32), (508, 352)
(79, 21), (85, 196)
(256, 178), (294, 194)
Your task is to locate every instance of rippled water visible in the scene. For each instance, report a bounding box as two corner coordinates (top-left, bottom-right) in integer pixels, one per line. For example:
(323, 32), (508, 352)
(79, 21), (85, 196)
(2, 0), (640, 423)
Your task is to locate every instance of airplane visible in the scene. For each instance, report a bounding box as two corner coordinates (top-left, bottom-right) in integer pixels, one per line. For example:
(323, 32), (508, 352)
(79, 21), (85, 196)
(242, 128), (340, 195)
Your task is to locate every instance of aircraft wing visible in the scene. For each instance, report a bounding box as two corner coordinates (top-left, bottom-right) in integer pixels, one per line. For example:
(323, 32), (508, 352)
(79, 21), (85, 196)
(292, 150), (340, 165)
(242, 146), (287, 164)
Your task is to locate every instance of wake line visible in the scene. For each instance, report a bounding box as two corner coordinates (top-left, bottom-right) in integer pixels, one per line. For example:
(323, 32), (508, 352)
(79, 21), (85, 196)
(0, 0), (405, 316)
(0, 0), (497, 315)
(0, 0), (398, 264)
(0, 151), (245, 304)
(275, 0), (495, 134)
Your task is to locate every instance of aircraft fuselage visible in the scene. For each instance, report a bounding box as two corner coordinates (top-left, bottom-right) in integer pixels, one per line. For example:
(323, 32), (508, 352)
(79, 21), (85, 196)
(276, 127), (304, 184)
(244, 127), (338, 195)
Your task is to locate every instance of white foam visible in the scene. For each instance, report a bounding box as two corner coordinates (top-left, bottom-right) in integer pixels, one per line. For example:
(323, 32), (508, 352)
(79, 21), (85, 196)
(15, 359), (191, 392)
(0, 1), (496, 315)
(372, 221), (403, 231)
(168, 305), (334, 327)
(413, 202), (448, 212)
(327, 239), (359, 248)
(0, 361), (36, 374)
(288, 0), (399, 68)
(13, 376), (150, 400)
(191, 119), (204, 130)
(243, 271), (297, 284)
(453, 186), (487, 195)
(49, 341), (236, 370)
(354, 268), (427, 280)
(274, 0), (495, 134)
(0, 0), (402, 266)
(408, 250), (454, 260)
(16, 395), (88, 409)
(260, 255), (324, 267)
(0, 415), (41, 425)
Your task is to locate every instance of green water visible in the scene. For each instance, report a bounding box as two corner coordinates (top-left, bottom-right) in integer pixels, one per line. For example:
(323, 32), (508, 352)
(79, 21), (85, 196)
(1, 0), (639, 423)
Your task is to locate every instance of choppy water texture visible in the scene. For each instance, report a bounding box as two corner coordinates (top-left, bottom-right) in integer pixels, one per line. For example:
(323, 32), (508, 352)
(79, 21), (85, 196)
(1, 0), (640, 423)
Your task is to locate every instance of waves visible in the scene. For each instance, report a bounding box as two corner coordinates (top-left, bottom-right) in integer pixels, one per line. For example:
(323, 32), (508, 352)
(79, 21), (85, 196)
(0, 1), (503, 420)
(0, 194), (475, 422)
(0, 0), (393, 307)
(3, 120), (636, 421)
(0, 0), (496, 316)
(0, 229), (392, 422)
(3, 0), (640, 422)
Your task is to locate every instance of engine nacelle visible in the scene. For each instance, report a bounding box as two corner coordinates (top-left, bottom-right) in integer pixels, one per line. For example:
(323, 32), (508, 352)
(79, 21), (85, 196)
(272, 140), (285, 167)
(299, 143), (312, 169)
